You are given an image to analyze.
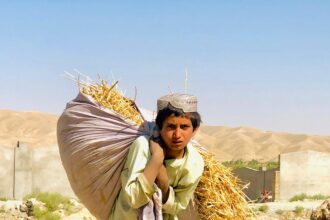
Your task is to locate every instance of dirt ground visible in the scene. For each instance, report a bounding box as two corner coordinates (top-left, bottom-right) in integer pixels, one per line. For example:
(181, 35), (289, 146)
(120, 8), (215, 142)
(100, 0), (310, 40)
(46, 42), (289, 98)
(0, 200), (96, 220)
(250, 200), (323, 220)
(0, 199), (324, 220)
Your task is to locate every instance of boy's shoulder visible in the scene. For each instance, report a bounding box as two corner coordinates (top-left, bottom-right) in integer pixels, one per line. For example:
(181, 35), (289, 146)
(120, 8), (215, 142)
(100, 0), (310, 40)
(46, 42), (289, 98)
(186, 142), (205, 176)
(129, 135), (150, 155)
(133, 135), (149, 145)
(187, 142), (204, 161)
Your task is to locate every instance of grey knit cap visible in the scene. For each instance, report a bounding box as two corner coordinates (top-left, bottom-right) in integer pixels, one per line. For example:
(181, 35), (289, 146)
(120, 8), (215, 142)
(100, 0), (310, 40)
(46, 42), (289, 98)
(157, 93), (198, 113)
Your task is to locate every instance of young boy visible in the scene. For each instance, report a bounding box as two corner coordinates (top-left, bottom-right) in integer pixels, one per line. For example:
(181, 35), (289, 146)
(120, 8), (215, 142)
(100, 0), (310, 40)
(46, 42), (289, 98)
(110, 93), (204, 220)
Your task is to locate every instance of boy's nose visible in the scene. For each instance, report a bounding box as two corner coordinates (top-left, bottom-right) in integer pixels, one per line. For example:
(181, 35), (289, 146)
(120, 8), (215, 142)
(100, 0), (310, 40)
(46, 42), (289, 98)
(173, 128), (181, 138)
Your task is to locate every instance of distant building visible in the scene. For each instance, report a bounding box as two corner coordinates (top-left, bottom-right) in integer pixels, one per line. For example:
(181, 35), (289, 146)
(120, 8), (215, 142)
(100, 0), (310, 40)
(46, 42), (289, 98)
(279, 150), (330, 201)
(233, 167), (278, 202)
(233, 150), (330, 202)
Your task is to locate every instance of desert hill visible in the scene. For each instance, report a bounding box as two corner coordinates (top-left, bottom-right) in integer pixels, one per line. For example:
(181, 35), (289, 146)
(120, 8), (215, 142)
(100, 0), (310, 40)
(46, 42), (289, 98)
(0, 110), (58, 148)
(1, 109), (330, 162)
(194, 126), (330, 161)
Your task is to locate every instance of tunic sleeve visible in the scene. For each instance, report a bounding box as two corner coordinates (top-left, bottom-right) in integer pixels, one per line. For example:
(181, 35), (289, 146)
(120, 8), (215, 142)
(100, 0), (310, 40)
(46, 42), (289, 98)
(122, 137), (157, 209)
(162, 178), (200, 215)
(162, 144), (204, 216)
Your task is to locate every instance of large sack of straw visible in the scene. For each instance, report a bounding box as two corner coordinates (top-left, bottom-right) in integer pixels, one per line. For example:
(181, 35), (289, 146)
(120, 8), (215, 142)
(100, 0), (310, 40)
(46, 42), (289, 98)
(57, 89), (152, 219)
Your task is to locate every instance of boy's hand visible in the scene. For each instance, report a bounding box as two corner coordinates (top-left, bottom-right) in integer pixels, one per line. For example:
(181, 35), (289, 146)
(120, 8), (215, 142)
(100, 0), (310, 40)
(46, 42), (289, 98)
(149, 138), (165, 161)
(143, 138), (165, 187)
(156, 164), (170, 203)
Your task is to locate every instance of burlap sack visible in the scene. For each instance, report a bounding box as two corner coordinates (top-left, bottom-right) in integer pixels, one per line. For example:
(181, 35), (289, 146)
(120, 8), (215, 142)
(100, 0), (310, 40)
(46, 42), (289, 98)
(57, 92), (152, 220)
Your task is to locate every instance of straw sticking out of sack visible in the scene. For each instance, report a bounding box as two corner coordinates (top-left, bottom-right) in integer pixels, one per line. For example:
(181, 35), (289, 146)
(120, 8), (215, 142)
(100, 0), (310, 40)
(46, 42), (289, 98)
(79, 79), (144, 126)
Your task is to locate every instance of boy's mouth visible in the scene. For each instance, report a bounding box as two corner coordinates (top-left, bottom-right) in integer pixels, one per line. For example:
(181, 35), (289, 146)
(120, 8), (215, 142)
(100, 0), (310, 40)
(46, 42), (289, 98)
(172, 140), (183, 145)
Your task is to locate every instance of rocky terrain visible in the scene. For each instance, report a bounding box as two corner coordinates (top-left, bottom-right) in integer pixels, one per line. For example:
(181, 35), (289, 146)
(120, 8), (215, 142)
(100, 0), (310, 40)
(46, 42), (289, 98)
(0, 198), (96, 220)
(1, 198), (330, 220)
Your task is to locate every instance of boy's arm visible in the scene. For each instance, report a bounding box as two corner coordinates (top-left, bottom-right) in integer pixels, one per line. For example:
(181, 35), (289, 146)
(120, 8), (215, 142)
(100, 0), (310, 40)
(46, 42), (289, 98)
(162, 146), (204, 215)
(123, 137), (167, 209)
(155, 164), (170, 203)
(162, 178), (200, 215)
(149, 138), (170, 203)
(123, 137), (163, 209)
(143, 138), (165, 185)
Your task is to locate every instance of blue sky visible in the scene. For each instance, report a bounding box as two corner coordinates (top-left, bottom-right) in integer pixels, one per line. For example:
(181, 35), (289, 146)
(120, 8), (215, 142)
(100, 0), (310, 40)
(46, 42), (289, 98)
(0, 1), (329, 135)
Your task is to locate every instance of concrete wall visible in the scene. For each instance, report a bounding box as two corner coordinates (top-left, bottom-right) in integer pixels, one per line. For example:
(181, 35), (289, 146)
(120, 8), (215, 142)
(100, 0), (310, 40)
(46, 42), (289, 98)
(0, 142), (75, 199)
(3, 143), (330, 204)
(15, 142), (33, 199)
(32, 146), (74, 198)
(279, 150), (330, 201)
(272, 170), (280, 201)
(233, 167), (277, 201)
(0, 145), (14, 198)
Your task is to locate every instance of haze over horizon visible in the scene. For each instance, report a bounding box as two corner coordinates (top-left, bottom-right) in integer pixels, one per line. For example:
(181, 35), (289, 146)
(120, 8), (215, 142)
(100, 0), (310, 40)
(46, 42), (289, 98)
(0, 1), (329, 136)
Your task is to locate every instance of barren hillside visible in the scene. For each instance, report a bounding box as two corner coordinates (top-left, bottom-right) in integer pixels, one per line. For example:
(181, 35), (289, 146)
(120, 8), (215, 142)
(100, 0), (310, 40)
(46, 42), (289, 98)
(1, 109), (330, 162)
(194, 125), (330, 161)
(0, 110), (58, 148)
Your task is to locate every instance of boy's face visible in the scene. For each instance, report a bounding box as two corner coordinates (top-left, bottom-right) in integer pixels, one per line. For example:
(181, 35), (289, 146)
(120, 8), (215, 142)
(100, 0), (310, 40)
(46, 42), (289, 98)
(159, 114), (197, 155)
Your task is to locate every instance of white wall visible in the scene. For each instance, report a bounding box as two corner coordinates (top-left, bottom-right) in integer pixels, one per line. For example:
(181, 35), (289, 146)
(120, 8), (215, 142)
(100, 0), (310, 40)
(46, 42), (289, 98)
(0, 143), (75, 199)
(0, 145), (14, 198)
(280, 150), (330, 201)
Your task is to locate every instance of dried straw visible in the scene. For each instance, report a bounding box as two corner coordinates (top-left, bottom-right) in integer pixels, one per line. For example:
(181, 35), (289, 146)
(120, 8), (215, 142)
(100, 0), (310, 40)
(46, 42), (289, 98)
(194, 146), (255, 220)
(79, 79), (144, 126)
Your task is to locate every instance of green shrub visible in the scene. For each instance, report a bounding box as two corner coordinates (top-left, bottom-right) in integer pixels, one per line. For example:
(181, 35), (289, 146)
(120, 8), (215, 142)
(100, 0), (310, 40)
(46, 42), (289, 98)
(33, 206), (61, 220)
(0, 197), (8, 201)
(289, 193), (330, 202)
(24, 192), (75, 216)
(310, 194), (330, 200)
(222, 159), (279, 170)
(275, 209), (283, 215)
(294, 206), (304, 215)
(258, 205), (269, 213)
(289, 193), (307, 202)
(251, 207), (259, 212)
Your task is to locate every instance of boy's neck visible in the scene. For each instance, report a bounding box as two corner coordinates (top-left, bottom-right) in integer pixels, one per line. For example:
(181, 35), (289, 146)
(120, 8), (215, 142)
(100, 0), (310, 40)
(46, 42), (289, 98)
(165, 147), (186, 159)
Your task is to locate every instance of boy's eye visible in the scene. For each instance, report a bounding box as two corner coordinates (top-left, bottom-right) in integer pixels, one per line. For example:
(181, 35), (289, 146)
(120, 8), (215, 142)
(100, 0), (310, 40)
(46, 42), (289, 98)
(167, 124), (176, 129)
(165, 124), (191, 130)
(180, 125), (190, 129)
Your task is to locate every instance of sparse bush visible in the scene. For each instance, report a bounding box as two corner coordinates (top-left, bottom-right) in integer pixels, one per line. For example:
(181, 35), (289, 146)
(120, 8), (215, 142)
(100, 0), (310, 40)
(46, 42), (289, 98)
(310, 194), (330, 200)
(275, 209), (283, 215)
(251, 207), (259, 212)
(0, 197), (8, 201)
(24, 192), (75, 217)
(258, 205), (269, 213)
(33, 205), (61, 220)
(222, 159), (279, 170)
(289, 193), (307, 202)
(294, 206), (304, 215)
(289, 193), (330, 202)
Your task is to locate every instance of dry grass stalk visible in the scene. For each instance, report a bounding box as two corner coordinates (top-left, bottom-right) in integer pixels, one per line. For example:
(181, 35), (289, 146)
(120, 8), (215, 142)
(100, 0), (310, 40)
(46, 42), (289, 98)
(194, 147), (255, 220)
(79, 79), (144, 126)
